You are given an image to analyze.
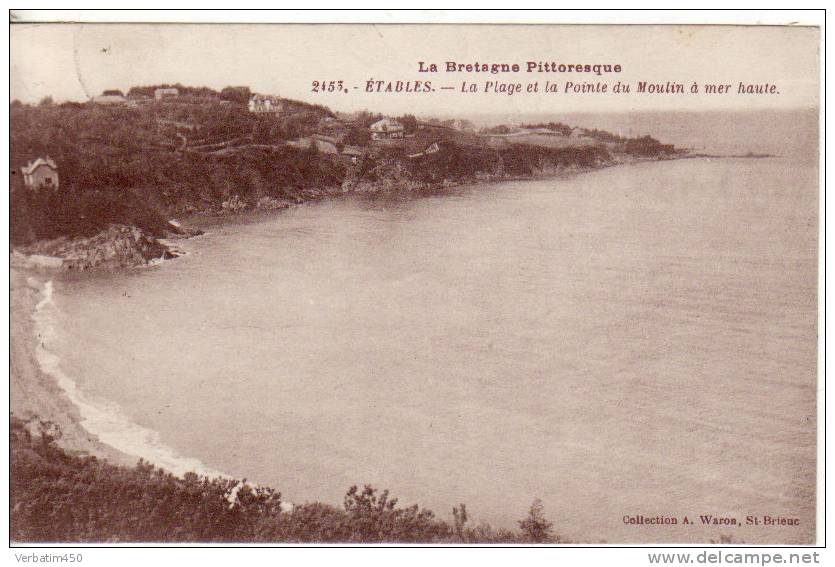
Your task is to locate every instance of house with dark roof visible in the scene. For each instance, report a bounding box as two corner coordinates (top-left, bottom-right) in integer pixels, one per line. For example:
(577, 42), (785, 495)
(92, 93), (127, 105)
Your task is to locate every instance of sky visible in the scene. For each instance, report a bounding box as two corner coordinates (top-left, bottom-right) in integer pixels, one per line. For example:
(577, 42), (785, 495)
(10, 23), (820, 117)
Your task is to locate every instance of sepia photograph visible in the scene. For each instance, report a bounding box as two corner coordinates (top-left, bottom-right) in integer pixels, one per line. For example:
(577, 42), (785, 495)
(7, 10), (824, 553)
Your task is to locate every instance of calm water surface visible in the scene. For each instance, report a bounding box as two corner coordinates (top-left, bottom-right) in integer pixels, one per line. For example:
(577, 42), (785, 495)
(48, 157), (817, 543)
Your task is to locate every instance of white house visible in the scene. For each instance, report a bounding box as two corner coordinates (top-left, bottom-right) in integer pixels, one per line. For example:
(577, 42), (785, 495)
(370, 118), (405, 140)
(21, 157), (59, 191)
(248, 94), (282, 113)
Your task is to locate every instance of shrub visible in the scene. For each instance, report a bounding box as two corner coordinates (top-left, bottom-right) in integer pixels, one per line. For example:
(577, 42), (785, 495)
(11, 416), (565, 544)
(518, 499), (556, 543)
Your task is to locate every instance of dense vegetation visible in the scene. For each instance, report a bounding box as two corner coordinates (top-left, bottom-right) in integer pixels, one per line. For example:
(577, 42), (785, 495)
(520, 122), (574, 136)
(11, 86), (675, 247)
(11, 416), (560, 543)
(10, 94), (344, 244)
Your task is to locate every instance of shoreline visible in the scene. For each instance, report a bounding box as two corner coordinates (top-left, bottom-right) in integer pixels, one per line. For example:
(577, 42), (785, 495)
(182, 151), (778, 232)
(10, 269), (137, 468)
(8, 153), (695, 473)
(11, 268), (239, 481)
(182, 152), (689, 230)
(11, 152), (745, 272)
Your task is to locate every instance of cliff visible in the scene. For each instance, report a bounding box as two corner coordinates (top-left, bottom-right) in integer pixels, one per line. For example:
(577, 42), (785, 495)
(17, 224), (176, 270)
(10, 89), (679, 257)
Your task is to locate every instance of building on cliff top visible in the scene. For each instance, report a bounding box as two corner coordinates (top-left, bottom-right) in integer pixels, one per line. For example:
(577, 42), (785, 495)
(154, 87), (180, 100)
(370, 118), (405, 140)
(92, 93), (127, 105)
(21, 157), (59, 191)
(248, 94), (283, 113)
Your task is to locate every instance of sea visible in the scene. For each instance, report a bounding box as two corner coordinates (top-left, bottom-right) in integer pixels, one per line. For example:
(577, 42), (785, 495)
(33, 110), (818, 543)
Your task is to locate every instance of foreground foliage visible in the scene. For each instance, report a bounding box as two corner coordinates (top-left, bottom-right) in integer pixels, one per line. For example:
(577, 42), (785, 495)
(11, 417), (560, 543)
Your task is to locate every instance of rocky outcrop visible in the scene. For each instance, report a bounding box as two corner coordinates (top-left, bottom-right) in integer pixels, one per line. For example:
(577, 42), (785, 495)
(19, 224), (175, 271)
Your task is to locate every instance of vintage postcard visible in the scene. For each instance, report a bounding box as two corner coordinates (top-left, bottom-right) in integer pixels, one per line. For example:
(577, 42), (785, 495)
(9, 12), (822, 549)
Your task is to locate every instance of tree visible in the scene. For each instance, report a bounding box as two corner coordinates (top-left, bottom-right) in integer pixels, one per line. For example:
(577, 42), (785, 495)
(38, 96), (53, 107)
(352, 110), (383, 127)
(518, 499), (555, 543)
(220, 86), (252, 106)
(623, 135), (674, 157)
(452, 503), (468, 540)
(343, 125), (370, 147)
(398, 114), (418, 134)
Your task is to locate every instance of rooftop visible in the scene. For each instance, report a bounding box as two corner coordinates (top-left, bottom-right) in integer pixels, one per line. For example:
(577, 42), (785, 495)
(21, 157), (57, 175)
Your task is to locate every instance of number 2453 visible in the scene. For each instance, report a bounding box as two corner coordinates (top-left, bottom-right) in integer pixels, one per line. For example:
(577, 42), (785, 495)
(311, 81), (345, 93)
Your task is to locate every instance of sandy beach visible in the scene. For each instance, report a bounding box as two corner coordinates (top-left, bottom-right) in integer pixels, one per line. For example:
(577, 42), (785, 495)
(10, 268), (135, 468)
